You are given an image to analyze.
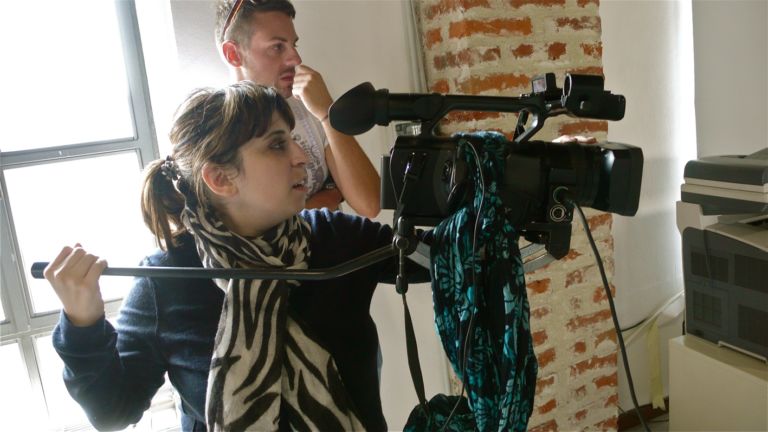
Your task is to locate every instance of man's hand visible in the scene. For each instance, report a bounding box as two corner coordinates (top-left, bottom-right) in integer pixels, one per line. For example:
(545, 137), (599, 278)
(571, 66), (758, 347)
(552, 135), (597, 144)
(44, 245), (107, 327)
(292, 64), (334, 122)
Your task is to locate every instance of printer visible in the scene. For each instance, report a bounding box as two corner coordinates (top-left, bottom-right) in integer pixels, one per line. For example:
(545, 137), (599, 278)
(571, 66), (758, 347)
(676, 148), (768, 360)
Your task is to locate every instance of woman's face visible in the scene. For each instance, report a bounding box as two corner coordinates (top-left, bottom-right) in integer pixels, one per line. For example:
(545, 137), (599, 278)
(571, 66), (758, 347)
(222, 114), (308, 237)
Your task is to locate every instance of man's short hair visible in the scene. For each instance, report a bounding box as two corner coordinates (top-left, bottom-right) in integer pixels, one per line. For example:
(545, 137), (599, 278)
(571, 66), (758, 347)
(215, 0), (296, 46)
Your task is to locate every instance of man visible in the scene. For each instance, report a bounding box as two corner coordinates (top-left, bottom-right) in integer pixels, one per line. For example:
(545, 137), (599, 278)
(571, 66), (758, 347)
(215, 0), (381, 217)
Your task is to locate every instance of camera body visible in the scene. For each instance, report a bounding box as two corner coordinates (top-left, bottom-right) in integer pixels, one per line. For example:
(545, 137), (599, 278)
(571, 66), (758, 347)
(381, 136), (642, 258)
(331, 73), (643, 259)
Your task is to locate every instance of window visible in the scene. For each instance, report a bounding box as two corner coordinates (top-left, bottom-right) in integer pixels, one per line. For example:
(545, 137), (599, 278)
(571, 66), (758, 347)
(0, 1), (175, 430)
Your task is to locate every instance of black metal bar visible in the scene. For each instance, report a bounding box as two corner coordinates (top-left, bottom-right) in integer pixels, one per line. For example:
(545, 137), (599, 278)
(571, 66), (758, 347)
(31, 245), (396, 281)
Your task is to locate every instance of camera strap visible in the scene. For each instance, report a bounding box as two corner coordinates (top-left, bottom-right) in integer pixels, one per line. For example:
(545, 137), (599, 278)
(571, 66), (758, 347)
(400, 291), (431, 418)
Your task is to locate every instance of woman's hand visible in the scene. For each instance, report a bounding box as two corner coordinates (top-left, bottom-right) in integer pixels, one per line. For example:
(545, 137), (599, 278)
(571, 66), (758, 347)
(44, 245), (107, 327)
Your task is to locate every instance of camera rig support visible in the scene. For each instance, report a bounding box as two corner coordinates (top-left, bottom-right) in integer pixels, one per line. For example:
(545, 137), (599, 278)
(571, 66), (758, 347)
(32, 73), (642, 284)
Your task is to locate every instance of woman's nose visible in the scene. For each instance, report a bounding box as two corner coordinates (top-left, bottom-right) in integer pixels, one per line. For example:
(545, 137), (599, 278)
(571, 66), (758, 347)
(291, 139), (308, 166)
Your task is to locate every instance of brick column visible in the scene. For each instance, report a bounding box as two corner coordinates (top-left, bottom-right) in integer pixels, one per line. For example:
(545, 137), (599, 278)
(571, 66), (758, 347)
(415, 0), (619, 430)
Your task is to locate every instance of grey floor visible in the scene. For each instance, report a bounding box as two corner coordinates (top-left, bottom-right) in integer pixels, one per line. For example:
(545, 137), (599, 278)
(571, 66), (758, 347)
(623, 413), (669, 432)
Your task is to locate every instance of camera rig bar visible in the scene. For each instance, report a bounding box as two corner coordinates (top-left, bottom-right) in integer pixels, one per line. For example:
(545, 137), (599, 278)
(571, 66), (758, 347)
(328, 72), (625, 142)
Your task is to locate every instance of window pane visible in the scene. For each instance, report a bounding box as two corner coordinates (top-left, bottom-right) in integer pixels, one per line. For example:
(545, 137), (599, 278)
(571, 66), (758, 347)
(0, 0), (133, 152)
(0, 275), (5, 322)
(5, 152), (156, 314)
(36, 333), (179, 432)
(0, 342), (48, 431)
(34, 335), (92, 429)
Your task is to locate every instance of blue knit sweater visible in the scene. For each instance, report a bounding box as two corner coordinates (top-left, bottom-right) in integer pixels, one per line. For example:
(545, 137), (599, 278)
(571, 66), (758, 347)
(53, 209), (427, 431)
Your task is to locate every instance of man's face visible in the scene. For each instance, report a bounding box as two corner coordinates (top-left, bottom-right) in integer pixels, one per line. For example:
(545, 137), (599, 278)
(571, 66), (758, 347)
(238, 11), (301, 98)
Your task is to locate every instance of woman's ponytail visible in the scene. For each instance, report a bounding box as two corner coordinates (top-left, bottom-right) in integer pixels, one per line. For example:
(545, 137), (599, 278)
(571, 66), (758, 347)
(141, 159), (186, 250)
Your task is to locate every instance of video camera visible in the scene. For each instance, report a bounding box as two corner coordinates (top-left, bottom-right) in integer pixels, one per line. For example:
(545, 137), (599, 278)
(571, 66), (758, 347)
(329, 73), (643, 259)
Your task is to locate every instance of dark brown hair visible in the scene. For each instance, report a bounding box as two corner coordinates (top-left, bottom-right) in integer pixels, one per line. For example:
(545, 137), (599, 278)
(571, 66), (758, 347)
(214, 0), (297, 46)
(141, 81), (295, 250)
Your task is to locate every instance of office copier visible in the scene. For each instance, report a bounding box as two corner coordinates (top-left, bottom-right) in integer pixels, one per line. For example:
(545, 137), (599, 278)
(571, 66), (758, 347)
(676, 148), (768, 360)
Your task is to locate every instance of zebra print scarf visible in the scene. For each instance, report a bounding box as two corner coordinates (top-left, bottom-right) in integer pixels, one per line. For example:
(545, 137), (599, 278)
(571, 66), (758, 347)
(179, 195), (364, 431)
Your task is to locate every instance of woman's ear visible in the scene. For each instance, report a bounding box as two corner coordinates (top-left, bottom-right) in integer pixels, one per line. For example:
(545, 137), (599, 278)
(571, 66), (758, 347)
(201, 163), (237, 197)
(221, 41), (243, 67)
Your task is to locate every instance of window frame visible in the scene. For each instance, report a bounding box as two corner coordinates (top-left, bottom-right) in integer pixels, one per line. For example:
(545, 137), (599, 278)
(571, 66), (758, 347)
(0, 0), (160, 428)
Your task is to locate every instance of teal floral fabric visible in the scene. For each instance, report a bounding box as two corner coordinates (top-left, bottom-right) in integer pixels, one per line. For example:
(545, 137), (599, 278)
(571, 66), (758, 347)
(427, 132), (538, 431)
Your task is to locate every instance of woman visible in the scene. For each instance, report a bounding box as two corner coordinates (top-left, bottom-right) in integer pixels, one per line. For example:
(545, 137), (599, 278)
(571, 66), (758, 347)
(45, 82), (428, 431)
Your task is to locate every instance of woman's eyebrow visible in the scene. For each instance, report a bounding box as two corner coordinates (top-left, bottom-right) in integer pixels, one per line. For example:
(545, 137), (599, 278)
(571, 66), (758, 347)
(265, 129), (287, 139)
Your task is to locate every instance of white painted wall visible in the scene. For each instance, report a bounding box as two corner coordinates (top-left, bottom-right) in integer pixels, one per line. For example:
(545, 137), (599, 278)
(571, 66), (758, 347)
(138, 1), (449, 429)
(692, 0), (767, 158)
(601, 0), (767, 413)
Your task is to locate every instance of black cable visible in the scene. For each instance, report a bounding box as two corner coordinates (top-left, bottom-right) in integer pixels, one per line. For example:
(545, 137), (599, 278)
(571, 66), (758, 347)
(440, 142), (485, 431)
(564, 193), (651, 432)
(620, 318), (647, 333)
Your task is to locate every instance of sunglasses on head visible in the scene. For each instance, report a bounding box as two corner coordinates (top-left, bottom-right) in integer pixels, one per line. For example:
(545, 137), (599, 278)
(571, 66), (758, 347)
(220, 0), (271, 42)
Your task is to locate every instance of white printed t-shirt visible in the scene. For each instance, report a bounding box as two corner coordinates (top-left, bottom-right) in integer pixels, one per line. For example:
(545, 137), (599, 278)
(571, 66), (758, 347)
(287, 97), (329, 197)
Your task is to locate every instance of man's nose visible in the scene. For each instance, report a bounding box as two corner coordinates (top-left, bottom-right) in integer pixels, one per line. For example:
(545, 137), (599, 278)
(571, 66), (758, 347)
(285, 46), (301, 66)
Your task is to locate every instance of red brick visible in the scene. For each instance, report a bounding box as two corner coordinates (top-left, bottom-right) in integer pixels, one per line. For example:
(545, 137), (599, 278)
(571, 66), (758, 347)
(537, 398), (558, 415)
(449, 18), (533, 39)
(593, 371), (618, 388)
(565, 268), (585, 287)
(425, 28), (443, 49)
(431, 79), (450, 94)
(577, 0), (599, 7)
(424, 0), (491, 20)
(570, 296), (582, 310)
(588, 213), (612, 231)
(573, 408), (588, 422)
(509, 0), (565, 7)
(528, 277), (551, 295)
(570, 352), (618, 377)
(604, 393), (619, 408)
(558, 120), (608, 136)
(529, 419), (558, 432)
(532, 329), (549, 346)
(593, 283), (616, 303)
(572, 385), (587, 401)
(536, 374), (556, 396)
(532, 306), (551, 319)
(594, 328), (617, 348)
(457, 73), (530, 94)
(433, 47), (501, 71)
(572, 340), (587, 354)
(511, 43), (534, 59)
(444, 111), (501, 123)
(594, 415), (618, 430)
(537, 347), (556, 368)
(548, 42), (567, 60)
(569, 66), (604, 76)
(562, 249), (583, 261)
(567, 309), (612, 331)
(555, 16), (601, 32)
(581, 42), (603, 58)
